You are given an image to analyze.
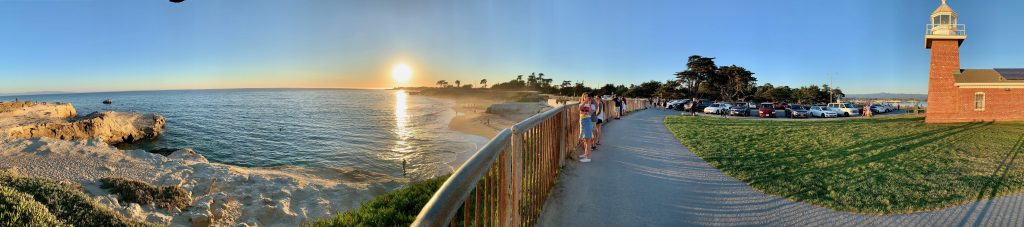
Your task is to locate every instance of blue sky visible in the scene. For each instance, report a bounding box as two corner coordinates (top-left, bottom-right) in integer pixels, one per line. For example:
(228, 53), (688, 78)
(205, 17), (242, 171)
(2, 0), (1023, 94)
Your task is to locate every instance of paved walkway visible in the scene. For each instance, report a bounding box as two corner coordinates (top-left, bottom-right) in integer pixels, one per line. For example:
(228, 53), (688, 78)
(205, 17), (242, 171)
(537, 109), (1024, 226)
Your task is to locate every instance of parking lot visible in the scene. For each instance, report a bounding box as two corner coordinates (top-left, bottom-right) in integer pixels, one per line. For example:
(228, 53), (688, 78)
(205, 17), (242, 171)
(672, 108), (917, 121)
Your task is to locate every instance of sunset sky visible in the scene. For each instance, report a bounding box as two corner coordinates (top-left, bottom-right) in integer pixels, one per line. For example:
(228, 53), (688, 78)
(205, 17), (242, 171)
(2, 0), (1024, 94)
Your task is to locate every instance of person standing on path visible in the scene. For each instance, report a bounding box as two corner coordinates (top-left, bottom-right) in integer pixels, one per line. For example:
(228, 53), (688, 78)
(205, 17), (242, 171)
(578, 93), (595, 163)
(613, 94), (622, 119)
(592, 93), (604, 149)
(690, 98), (698, 116)
(617, 96), (627, 117)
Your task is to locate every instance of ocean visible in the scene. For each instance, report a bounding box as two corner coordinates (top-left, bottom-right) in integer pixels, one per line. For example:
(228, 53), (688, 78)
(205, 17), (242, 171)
(1, 89), (487, 180)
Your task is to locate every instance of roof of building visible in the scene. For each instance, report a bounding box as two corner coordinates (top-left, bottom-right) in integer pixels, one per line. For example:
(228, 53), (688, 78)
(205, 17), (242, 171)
(954, 69), (1024, 84)
(932, 0), (957, 16)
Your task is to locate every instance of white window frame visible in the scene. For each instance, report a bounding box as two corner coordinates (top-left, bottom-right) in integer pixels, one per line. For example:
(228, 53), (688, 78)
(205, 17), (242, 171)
(974, 92), (985, 111)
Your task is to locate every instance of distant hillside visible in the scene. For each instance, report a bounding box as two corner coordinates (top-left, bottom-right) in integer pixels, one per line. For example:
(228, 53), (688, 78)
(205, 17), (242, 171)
(845, 93), (927, 100)
(0, 91), (67, 97)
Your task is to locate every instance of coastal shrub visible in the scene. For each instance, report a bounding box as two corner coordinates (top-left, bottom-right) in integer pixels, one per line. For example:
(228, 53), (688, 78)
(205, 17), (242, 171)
(0, 169), (155, 226)
(99, 177), (190, 210)
(309, 176), (449, 227)
(0, 185), (63, 226)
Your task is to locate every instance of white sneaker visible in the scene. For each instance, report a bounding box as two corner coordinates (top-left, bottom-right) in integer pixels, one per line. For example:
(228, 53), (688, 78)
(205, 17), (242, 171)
(579, 155), (586, 159)
(580, 158), (591, 163)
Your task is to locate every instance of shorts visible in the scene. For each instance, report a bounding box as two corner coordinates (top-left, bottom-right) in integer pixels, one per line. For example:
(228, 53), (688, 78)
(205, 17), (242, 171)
(580, 117), (594, 139)
(596, 119), (604, 125)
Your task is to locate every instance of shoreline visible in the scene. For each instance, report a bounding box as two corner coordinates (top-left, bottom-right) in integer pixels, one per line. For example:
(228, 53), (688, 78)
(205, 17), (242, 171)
(0, 95), (545, 226)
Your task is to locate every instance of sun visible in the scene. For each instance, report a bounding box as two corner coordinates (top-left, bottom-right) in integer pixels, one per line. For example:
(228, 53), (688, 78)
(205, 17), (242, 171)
(392, 63), (413, 84)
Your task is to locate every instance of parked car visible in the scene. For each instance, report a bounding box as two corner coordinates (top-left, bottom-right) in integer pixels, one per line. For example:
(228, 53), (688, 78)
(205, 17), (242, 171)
(785, 105), (810, 118)
(757, 103), (776, 118)
(687, 99), (713, 112)
(773, 102), (789, 110)
(703, 103), (732, 114)
(827, 103), (861, 117)
(728, 102), (753, 116)
(666, 100), (689, 110)
(809, 106), (838, 118)
(869, 104), (888, 114)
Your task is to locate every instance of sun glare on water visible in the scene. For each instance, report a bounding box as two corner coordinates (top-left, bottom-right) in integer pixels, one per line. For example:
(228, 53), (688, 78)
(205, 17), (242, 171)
(392, 63), (413, 84)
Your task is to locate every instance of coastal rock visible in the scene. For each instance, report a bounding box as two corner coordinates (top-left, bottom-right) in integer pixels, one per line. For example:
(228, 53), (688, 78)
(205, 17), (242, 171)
(2, 102), (165, 144)
(0, 125), (406, 226)
(0, 101), (76, 119)
(168, 148), (209, 163)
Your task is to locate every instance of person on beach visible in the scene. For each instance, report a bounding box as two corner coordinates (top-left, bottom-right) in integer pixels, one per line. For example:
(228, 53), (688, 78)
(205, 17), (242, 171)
(591, 93), (604, 149)
(578, 93), (595, 163)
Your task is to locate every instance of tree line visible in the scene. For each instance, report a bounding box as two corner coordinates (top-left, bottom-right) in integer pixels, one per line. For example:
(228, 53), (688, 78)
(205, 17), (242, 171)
(431, 54), (845, 104)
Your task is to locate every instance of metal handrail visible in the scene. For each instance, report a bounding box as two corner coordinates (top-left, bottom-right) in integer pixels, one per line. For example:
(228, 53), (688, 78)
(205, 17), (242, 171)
(412, 129), (512, 226)
(925, 24), (966, 36)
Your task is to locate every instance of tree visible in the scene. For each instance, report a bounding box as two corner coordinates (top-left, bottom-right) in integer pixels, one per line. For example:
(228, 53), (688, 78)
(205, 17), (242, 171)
(560, 81), (572, 88)
(717, 65), (756, 101)
(656, 80), (683, 99)
(454, 80), (461, 88)
(597, 84), (616, 96)
(480, 79), (487, 88)
(436, 80), (447, 88)
(675, 55), (718, 99)
(626, 81), (663, 98)
(771, 85), (793, 102)
(527, 73), (538, 88)
(792, 85), (821, 104)
(754, 83), (774, 101)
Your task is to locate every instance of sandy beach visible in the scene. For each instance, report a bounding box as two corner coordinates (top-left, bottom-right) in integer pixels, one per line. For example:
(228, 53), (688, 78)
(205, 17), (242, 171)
(433, 93), (552, 139)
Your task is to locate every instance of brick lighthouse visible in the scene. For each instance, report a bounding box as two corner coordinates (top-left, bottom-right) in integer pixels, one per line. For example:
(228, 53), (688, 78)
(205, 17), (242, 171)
(925, 0), (1024, 123)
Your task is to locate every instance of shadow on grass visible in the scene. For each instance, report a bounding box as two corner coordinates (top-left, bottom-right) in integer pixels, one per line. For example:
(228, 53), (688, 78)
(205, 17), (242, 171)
(744, 122), (993, 207)
(957, 134), (1024, 226)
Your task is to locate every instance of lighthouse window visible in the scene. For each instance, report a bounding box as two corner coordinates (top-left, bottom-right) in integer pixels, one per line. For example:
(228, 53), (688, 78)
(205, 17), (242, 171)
(934, 16), (940, 24)
(974, 92), (985, 111)
(941, 15), (950, 24)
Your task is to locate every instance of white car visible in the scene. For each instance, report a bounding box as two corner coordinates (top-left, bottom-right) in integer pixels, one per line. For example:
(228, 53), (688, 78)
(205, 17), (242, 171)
(703, 103), (732, 114)
(869, 104), (887, 113)
(827, 103), (861, 117)
(809, 106), (838, 118)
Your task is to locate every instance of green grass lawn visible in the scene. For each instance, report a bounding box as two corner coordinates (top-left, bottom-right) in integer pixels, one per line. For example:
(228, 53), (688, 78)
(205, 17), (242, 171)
(665, 115), (1024, 214)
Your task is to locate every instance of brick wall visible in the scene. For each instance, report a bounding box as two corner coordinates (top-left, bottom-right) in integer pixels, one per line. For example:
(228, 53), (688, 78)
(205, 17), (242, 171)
(925, 39), (961, 123)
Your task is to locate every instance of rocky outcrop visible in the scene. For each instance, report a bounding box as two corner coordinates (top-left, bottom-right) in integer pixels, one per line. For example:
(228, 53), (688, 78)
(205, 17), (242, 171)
(0, 101), (164, 144)
(8, 112), (165, 144)
(0, 101), (76, 118)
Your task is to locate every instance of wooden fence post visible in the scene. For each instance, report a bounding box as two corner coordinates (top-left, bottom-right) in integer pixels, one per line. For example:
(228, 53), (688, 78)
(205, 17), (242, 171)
(508, 126), (523, 227)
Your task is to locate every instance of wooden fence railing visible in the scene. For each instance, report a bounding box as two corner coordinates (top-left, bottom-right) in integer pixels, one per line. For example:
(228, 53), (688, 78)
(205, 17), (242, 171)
(412, 98), (649, 227)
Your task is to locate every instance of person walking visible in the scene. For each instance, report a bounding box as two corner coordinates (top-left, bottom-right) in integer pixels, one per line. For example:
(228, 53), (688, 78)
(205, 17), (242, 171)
(578, 93), (595, 163)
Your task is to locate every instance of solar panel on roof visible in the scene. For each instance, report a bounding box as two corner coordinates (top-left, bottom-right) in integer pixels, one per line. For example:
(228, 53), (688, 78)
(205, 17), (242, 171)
(994, 68), (1024, 80)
